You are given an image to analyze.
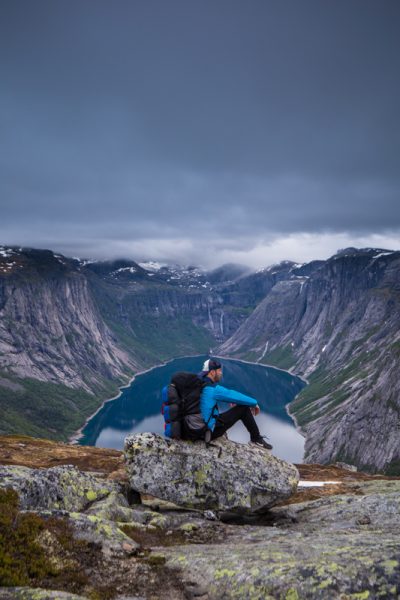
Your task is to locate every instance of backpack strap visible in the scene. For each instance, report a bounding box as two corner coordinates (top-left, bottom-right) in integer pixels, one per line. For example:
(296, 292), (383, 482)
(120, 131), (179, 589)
(203, 431), (219, 449)
(199, 377), (221, 447)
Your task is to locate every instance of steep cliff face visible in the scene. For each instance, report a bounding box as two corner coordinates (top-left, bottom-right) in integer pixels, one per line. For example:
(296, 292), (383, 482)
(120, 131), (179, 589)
(0, 248), (245, 388)
(75, 256), (298, 357)
(220, 248), (400, 473)
(89, 276), (226, 351)
(0, 248), (142, 440)
(82, 259), (294, 345)
(0, 247), (265, 440)
(0, 253), (136, 390)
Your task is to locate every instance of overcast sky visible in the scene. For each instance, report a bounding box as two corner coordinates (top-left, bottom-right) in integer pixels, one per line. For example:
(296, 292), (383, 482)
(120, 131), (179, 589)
(1, 1), (399, 268)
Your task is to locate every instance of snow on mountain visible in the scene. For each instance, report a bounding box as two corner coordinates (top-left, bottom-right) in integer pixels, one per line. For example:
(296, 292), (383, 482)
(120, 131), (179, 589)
(0, 246), (25, 274)
(0, 246), (16, 258)
(73, 257), (99, 267)
(138, 261), (167, 272)
(114, 266), (137, 274)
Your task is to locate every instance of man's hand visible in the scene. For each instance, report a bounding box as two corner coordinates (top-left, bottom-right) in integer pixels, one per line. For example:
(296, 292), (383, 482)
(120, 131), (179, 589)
(251, 405), (260, 416)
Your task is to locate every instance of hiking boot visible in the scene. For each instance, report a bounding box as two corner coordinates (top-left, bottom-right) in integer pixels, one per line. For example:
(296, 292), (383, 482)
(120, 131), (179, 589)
(250, 436), (273, 450)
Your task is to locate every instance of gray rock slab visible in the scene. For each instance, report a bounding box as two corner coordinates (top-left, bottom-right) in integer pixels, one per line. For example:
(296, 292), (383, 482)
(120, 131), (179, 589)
(31, 509), (139, 558)
(0, 589), (88, 600)
(272, 479), (400, 532)
(0, 464), (120, 511)
(163, 484), (400, 599)
(165, 529), (400, 599)
(124, 433), (299, 513)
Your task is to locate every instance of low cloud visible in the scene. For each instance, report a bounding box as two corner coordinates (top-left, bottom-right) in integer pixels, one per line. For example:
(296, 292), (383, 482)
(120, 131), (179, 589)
(1, 1), (399, 268)
(2, 227), (399, 270)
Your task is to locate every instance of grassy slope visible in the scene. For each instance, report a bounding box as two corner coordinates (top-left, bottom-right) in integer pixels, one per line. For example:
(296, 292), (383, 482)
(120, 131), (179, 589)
(0, 374), (122, 442)
(0, 314), (215, 442)
(239, 344), (296, 370)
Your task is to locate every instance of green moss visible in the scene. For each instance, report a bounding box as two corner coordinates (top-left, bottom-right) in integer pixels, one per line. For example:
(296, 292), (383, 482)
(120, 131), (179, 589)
(147, 552), (166, 565)
(0, 488), (89, 592)
(0, 487), (130, 599)
(380, 559), (398, 575)
(86, 490), (98, 502)
(177, 555), (188, 564)
(148, 514), (167, 529)
(0, 488), (53, 586)
(194, 467), (208, 487)
(214, 568), (236, 579)
(285, 588), (299, 600)
(180, 522), (199, 533)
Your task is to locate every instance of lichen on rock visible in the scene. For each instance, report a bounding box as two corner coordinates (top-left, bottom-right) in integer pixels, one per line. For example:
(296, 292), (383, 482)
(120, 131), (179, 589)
(0, 588), (88, 599)
(164, 481), (400, 598)
(124, 432), (299, 513)
(1, 435), (399, 599)
(0, 465), (119, 512)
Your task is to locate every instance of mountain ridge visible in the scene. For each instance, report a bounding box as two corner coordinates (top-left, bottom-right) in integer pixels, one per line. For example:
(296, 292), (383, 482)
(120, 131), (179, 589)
(219, 247), (400, 473)
(1, 244), (400, 473)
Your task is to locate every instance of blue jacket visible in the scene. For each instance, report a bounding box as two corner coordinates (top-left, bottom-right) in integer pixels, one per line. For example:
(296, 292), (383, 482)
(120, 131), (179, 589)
(199, 377), (258, 431)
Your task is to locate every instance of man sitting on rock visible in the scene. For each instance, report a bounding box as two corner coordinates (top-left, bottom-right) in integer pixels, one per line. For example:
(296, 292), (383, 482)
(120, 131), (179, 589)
(183, 358), (273, 450)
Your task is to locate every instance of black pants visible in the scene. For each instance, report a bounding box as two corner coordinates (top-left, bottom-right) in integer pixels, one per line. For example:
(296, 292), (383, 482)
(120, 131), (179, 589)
(211, 405), (260, 441)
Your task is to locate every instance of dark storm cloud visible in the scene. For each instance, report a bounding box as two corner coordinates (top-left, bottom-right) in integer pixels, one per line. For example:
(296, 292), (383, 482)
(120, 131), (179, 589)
(1, 0), (400, 264)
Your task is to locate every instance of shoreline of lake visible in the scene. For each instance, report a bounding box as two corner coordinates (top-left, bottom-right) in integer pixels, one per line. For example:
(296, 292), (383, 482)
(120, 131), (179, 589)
(285, 400), (306, 438)
(68, 353), (205, 445)
(70, 353), (308, 448)
(214, 354), (309, 385)
(214, 355), (308, 440)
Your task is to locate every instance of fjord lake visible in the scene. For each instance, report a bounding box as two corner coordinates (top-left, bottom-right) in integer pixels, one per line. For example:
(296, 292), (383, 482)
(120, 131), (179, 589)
(77, 356), (306, 463)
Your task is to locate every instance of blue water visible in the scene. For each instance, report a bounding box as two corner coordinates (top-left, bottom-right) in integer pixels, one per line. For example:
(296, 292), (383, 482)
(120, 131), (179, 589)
(77, 355), (306, 463)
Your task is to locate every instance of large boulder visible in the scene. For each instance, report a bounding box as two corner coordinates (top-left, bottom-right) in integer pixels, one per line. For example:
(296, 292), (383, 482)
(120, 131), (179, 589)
(124, 433), (299, 513)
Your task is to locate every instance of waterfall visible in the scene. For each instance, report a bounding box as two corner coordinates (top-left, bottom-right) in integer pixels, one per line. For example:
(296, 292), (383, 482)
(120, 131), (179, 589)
(207, 301), (214, 330)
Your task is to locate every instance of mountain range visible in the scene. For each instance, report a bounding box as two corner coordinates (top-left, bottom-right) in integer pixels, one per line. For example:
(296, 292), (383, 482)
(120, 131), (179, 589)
(0, 244), (399, 474)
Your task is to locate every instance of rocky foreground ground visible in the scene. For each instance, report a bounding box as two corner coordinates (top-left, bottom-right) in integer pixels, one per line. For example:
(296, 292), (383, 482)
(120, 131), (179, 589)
(0, 434), (399, 599)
